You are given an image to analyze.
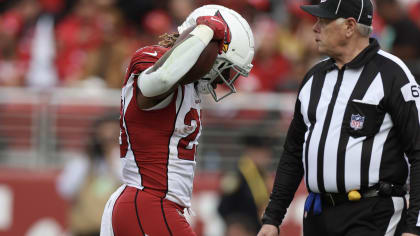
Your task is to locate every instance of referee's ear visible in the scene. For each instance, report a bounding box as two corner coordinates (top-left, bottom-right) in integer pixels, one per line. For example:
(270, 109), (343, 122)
(343, 17), (358, 38)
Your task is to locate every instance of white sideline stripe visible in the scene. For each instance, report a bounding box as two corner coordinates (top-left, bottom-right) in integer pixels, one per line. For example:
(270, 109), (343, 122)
(385, 197), (404, 236)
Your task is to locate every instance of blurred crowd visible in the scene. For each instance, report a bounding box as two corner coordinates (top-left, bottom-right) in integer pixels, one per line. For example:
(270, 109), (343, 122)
(1, 0), (418, 92)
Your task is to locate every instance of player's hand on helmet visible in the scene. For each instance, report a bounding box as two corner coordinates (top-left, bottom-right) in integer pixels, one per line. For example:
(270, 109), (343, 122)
(196, 15), (226, 40)
(196, 15), (231, 54)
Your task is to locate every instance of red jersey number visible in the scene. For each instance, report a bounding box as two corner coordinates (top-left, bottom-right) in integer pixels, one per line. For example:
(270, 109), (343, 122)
(177, 108), (201, 161)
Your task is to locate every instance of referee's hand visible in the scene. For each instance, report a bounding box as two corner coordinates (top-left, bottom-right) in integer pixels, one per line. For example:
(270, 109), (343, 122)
(402, 233), (419, 236)
(257, 224), (279, 236)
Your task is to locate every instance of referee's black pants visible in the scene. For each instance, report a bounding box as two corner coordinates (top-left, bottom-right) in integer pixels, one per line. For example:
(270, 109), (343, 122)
(303, 196), (407, 236)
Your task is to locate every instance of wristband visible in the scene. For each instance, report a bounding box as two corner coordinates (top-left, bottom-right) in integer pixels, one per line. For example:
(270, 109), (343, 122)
(190, 24), (214, 45)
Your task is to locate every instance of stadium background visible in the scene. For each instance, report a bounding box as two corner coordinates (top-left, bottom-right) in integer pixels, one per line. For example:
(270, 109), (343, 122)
(0, 0), (419, 235)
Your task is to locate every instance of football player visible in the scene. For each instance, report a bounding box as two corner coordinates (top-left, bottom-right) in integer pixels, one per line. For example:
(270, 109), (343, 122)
(100, 4), (254, 236)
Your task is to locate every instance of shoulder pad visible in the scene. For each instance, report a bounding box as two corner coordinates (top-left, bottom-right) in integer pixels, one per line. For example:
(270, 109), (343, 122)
(134, 45), (169, 61)
(129, 45), (170, 74)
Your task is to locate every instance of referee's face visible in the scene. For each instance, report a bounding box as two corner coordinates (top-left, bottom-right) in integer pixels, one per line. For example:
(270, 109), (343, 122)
(312, 17), (347, 56)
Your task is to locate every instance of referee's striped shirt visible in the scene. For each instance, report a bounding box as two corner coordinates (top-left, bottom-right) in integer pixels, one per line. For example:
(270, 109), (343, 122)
(264, 39), (420, 232)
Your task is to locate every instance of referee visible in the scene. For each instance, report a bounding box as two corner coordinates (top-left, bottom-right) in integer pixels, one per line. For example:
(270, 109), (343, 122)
(258, 0), (420, 236)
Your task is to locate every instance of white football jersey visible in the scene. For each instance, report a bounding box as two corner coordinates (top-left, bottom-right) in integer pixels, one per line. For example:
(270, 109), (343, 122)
(119, 45), (202, 207)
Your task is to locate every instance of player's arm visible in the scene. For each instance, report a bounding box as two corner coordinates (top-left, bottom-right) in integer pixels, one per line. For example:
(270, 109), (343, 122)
(386, 69), (420, 235)
(137, 16), (227, 105)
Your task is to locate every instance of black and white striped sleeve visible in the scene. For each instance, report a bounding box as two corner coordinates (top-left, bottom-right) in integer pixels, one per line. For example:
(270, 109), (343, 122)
(383, 56), (420, 234)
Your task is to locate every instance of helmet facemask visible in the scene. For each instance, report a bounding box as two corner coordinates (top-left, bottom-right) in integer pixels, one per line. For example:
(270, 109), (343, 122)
(200, 58), (250, 102)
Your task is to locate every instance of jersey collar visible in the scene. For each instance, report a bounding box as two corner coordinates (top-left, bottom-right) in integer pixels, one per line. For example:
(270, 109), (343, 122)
(322, 38), (380, 71)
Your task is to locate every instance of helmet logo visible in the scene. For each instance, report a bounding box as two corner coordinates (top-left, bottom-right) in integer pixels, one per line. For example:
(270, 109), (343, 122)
(214, 10), (231, 53)
(222, 44), (229, 53)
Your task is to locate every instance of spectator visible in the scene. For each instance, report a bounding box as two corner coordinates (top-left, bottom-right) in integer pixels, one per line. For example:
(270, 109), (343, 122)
(0, 0), (43, 86)
(55, 0), (140, 88)
(239, 16), (292, 93)
(81, 4), (138, 89)
(55, 0), (105, 85)
(224, 215), (259, 236)
(169, 0), (195, 27)
(218, 134), (273, 235)
(376, 0), (420, 61)
(409, 1), (420, 29)
(56, 112), (121, 236)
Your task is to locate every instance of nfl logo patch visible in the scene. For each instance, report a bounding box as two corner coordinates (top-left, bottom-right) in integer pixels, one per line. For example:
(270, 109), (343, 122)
(350, 114), (365, 130)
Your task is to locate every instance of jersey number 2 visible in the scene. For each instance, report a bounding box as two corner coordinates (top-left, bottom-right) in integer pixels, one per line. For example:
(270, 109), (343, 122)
(177, 108), (201, 161)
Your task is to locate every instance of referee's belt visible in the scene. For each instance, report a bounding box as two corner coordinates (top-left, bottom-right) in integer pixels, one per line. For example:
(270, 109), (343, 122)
(304, 182), (407, 215)
(322, 182), (407, 207)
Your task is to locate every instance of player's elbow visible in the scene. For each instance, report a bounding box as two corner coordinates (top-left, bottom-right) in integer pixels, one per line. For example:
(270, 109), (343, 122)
(138, 69), (174, 97)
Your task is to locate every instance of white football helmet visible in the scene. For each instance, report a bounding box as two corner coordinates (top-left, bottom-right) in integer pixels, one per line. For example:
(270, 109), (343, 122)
(178, 5), (255, 102)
